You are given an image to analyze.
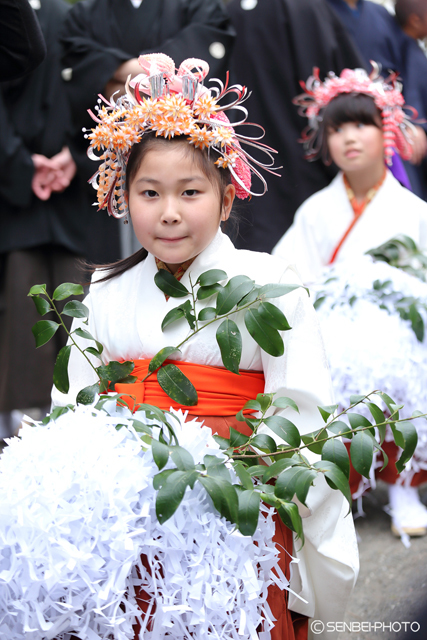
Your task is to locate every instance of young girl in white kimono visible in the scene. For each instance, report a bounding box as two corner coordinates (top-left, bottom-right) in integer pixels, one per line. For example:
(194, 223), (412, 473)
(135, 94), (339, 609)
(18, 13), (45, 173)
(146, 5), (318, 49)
(273, 68), (427, 285)
(50, 54), (358, 639)
(273, 67), (427, 539)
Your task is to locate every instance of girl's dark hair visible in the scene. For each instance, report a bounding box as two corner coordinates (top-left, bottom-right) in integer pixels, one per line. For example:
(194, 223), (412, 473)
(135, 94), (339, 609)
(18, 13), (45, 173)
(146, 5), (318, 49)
(90, 133), (233, 284)
(320, 92), (383, 163)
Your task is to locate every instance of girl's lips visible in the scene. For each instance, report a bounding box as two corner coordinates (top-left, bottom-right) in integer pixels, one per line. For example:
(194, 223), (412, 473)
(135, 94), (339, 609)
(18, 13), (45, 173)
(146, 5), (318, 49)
(345, 149), (361, 158)
(158, 236), (186, 242)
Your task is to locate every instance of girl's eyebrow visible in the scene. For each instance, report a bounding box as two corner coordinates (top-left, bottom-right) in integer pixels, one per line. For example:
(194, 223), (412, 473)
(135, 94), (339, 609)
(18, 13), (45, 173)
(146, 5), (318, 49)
(134, 176), (206, 185)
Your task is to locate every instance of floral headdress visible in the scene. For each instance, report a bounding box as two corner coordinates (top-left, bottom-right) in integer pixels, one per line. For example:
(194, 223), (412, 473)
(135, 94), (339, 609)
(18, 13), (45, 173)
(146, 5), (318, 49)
(293, 64), (416, 165)
(86, 53), (279, 219)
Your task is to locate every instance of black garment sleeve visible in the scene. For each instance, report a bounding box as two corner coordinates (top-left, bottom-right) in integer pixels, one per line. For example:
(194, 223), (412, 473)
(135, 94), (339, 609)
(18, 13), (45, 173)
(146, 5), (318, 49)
(0, 90), (34, 208)
(0, 0), (46, 81)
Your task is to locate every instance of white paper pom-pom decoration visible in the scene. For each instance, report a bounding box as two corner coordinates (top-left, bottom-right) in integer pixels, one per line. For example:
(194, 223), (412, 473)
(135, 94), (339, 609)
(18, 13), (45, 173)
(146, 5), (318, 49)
(316, 256), (427, 480)
(0, 404), (285, 640)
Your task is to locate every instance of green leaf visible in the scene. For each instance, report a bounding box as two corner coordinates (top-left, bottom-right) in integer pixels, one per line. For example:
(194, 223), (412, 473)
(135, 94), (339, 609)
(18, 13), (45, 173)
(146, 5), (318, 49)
(62, 300), (89, 319)
(262, 458), (295, 483)
(376, 391), (399, 417)
(244, 309), (284, 357)
(216, 275), (254, 315)
(154, 269), (190, 298)
(318, 404), (338, 423)
(350, 431), (374, 479)
(157, 364), (198, 406)
(180, 299), (196, 330)
(97, 360), (135, 384)
(275, 466), (307, 501)
(272, 396), (300, 413)
(294, 468), (318, 506)
(156, 470), (198, 523)
(367, 402), (386, 425)
(161, 307), (185, 330)
(32, 296), (51, 316)
(84, 346), (103, 359)
(259, 283), (304, 299)
(31, 320), (60, 348)
(238, 490), (261, 536)
(152, 438), (170, 470)
(130, 419), (152, 435)
(233, 461), (254, 490)
(198, 307), (217, 321)
(41, 404), (72, 425)
(393, 421), (418, 473)
(196, 269), (227, 286)
(202, 460), (232, 483)
(197, 283), (224, 300)
(348, 413), (373, 433)
(258, 301), (291, 331)
(73, 327), (96, 342)
(321, 438), (350, 479)
(327, 420), (352, 439)
(241, 399), (262, 412)
(277, 501), (304, 541)
(76, 382), (100, 405)
(350, 394), (366, 405)
(301, 429), (326, 454)
(264, 415), (301, 447)
(199, 476), (239, 524)
(135, 403), (172, 428)
(313, 460), (352, 509)
(251, 434), (277, 453)
(256, 393), (274, 413)
(53, 345), (71, 394)
(216, 319), (242, 374)
(149, 346), (180, 372)
(28, 284), (47, 296)
(409, 303), (424, 342)
(153, 468), (176, 489)
(237, 286), (261, 308)
(170, 445), (195, 471)
(229, 427), (250, 447)
(52, 282), (84, 300)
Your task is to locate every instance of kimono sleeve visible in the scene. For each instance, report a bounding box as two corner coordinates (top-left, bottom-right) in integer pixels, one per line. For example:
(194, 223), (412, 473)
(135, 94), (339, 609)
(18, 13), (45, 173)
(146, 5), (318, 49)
(0, 0), (46, 81)
(259, 265), (359, 623)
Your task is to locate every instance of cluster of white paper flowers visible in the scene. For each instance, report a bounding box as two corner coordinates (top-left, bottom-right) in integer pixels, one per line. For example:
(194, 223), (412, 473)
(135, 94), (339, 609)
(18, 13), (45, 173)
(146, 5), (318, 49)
(0, 405), (284, 640)
(316, 255), (427, 479)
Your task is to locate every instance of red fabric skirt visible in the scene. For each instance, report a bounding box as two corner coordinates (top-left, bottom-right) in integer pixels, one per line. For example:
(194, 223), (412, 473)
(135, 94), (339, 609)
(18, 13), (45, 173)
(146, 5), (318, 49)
(132, 414), (308, 640)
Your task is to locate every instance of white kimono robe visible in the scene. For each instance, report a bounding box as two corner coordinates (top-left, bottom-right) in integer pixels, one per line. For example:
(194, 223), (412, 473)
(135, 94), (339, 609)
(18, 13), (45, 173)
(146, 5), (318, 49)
(272, 170), (427, 284)
(52, 230), (358, 637)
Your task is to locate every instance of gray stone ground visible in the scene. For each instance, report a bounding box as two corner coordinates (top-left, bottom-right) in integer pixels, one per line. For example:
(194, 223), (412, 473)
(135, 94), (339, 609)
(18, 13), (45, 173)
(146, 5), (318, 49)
(335, 482), (427, 640)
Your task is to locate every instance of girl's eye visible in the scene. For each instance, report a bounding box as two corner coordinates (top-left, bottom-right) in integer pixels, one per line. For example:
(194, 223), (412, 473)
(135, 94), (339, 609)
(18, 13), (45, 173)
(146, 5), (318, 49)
(356, 122), (365, 129)
(183, 189), (199, 196)
(143, 190), (158, 198)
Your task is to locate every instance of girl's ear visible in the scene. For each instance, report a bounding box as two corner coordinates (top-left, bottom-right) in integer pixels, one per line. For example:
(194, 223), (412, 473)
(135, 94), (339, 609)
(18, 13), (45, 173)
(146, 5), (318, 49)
(221, 183), (235, 222)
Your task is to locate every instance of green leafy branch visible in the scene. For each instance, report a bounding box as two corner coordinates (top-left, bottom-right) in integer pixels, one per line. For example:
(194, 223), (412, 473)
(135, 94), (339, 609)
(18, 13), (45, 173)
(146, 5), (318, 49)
(136, 268), (303, 406)
(136, 389), (422, 542)
(28, 283), (137, 404)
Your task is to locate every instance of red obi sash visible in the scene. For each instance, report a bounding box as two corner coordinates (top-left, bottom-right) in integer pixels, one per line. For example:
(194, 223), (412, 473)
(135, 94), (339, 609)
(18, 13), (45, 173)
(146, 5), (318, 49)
(115, 359), (265, 415)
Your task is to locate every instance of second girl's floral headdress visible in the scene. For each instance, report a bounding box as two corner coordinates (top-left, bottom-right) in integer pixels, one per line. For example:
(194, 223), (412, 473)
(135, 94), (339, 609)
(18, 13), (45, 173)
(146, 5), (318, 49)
(293, 65), (416, 165)
(86, 53), (279, 219)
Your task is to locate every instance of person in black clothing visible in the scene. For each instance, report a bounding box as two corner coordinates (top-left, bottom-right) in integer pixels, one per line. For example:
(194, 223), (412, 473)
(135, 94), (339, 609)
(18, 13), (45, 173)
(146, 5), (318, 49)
(0, 0), (46, 80)
(225, 0), (364, 253)
(0, 0), (121, 435)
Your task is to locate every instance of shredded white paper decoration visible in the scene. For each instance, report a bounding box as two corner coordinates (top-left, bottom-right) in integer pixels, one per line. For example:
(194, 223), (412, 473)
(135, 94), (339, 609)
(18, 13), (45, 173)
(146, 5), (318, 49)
(0, 404), (285, 640)
(315, 255), (427, 485)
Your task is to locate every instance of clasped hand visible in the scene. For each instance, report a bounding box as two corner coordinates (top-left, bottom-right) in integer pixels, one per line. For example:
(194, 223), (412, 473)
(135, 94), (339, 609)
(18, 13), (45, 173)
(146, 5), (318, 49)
(31, 146), (77, 200)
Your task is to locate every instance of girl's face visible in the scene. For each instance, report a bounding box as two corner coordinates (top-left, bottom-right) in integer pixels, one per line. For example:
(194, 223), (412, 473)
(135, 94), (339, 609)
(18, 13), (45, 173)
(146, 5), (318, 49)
(128, 145), (235, 273)
(327, 121), (384, 175)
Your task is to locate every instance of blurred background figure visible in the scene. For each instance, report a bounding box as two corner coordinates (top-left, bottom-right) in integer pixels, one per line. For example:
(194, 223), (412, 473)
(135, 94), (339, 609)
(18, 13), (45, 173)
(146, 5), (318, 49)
(0, 0), (119, 437)
(325, 0), (427, 201)
(224, 0), (364, 253)
(60, 0), (235, 257)
(0, 0), (46, 80)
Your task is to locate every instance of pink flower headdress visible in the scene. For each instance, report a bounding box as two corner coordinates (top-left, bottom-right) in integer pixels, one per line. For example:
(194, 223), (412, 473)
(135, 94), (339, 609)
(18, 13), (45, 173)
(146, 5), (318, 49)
(86, 53), (279, 219)
(293, 64), (416, 166)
